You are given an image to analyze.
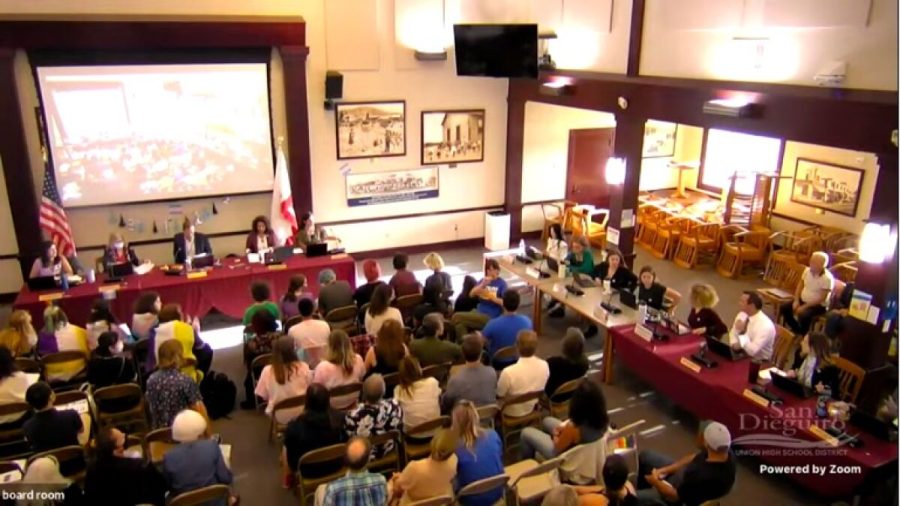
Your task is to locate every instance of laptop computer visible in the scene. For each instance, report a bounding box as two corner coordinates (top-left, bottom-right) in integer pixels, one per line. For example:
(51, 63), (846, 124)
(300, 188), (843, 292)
(526, 246), (543, 261)
(191, 254), (216, 269)
(619, 289), (638, 309)
(266, 246), (295, 264)
(705, 335), (747, 361)
(770, 371), (815, 398)
(26, 276), (58, 292)
(545, 256), (559, 274)
(306, 242), (328, 257)
(850, 408), (898, 441)
(107, 262), (134, 280)
(573, 272), (599, 288)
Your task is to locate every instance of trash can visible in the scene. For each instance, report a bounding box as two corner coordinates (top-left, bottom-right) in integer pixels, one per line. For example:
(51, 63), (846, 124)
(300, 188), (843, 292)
(484, 211), (510, 251)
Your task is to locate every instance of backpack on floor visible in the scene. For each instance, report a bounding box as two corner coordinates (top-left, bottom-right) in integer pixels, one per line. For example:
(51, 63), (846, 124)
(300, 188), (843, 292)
(200, 370), (236, 420)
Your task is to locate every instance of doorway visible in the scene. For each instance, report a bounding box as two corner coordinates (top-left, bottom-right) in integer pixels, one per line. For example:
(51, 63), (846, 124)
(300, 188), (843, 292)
(565, 127), (615, 209)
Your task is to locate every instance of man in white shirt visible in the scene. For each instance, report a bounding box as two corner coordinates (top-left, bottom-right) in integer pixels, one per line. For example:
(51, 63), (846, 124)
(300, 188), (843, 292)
(780, 251), (834, 335)
(288, 298), (331, 368)
(497, 330), (549, 417)
(728, 291), (775, 361)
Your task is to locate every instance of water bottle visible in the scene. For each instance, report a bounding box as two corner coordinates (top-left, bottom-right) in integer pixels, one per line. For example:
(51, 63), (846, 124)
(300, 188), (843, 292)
(85, 269), (96, 284)
(59, 273), (69, 292)
(518, 239), (526, 254)
(816, 386), (832, 418)
(638, 302), (648, 324)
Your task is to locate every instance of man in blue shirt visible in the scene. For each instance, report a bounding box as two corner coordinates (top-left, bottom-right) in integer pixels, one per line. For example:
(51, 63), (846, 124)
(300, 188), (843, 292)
(451, 258), (508, 341)
(482, 290), (532, 368)
(318, 436), (387, 506)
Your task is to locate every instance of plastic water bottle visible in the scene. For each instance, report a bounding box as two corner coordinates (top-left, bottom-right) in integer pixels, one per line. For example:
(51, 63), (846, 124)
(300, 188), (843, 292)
(638, 302), (648, 324)
(816, 386), (832, 418)
(518, 238), (526, 254)
(59, 273), (69, 292)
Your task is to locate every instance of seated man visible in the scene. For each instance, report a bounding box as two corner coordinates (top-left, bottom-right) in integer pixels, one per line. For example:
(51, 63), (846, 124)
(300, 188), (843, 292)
(173, 217), (212, 265)
(410, 314), (462, 367)
(316, 436), (387, 506)
(23, 382), (83, 452)
(636, 421), (736, 506)
(163, 410), (237, 505)
(780, 251), (834, 336)
(441, 334), (497, 413)
(317, 269), (354, 316)
(288, 298), (331, 368)
(497, 330), (549, 417)
(344, 375), (403, 461)
(451, 258), (507, 340)
(728, 291), (775, 361)
(481, 291), (532, 369)
(389, 253), (422, 298)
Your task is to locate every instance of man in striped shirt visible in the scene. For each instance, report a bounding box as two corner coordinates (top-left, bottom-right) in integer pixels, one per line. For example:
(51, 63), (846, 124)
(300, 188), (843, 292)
(317, 437), (387, 506)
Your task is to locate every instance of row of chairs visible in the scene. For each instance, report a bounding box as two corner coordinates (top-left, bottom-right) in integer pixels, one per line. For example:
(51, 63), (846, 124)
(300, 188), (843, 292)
(291, 293), (427, 337)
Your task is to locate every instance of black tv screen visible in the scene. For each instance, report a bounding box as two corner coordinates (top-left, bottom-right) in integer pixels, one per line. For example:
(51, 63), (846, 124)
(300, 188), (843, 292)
(454, 24), (538, 78)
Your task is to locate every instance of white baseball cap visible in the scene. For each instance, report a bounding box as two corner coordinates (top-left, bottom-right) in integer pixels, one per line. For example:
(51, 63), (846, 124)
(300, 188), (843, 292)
(703, 421), (732, 451)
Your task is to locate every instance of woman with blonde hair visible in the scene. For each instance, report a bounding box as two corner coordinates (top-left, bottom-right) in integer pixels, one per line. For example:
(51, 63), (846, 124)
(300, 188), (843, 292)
(395, 355), (440, 430)
(687, 283), (728, 338)
(37, 305), (89, 383)
(451, 400), (504, 505)
(0, 310), (37, 357)
(390, 428), (458, 505)
(103, 232), (141, 270)
(424, 252), (452, 299)
(313, 329), (365, 409)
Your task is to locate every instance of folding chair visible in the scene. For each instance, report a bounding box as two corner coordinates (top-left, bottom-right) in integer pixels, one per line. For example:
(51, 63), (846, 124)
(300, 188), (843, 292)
(403, 416), (450, 465)
(54, 389), (94, 446)
(477, 404), (500, 430)
(408, 495), (453, 506)
(27, 445), (88, 484)
(368, 430), (401, 476)
(296, 443), (347, 506)
(422, 362), (452, 389)
(92, 383), (149, 435)
(142, 427), (177, 466)
(283, 315), (304, 333)
(14, 357), (41, 376)
(455, 473), (509, 505)
(325, 305), (359, 334)
(270, 394), (306, 443)
(41, 351), (88, 392)
(329, 382), (363, 415)
(0, 402), (31, 459)
(548, 378), (583, 419)
(505, 456), (564, 505)
(394, 294), (424, 326)
(499, 391), (545, 454)
(168, 484), (231, 506)
(250, 353), (273, 411)
(491, 346), (518, 371)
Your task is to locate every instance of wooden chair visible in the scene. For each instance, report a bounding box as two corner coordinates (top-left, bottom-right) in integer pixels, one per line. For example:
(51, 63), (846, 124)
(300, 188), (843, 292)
(757, 259), (804, 320)
(408, 495), (454, 506)
(771, 325), (800, 371)
(568, 207), (609, 250)
(270, 394), (306, 443)
(296, 443), (348, 506)
(477, 404), (500, 430)
(324, 305), (359, 334)
(832, 357), (865, 404)
(540, 203), (566, 244)
(650, 216), (690, 260)
(716, 226), (771, 279)
(367, 430), (401, 476)
(402, 416), (451, 464)
(329, 382), (362, 414)
(14, 357), (41, 376)
(41, 350), (89, 391)
(830, 261), (859, 284)
(0, 402), (32, 459)
(168, 484), (231, 506)
(283, 315), (304, 333)
(455, 473), (509, 504)
(491, 345), (518, 370)
(28, 445), (88, 484)
(422, 362), (451, 388)
(635, 208), (666, 250)
(250, 353), (273, 411)
(394, 294), (424, 326)
(505, 456), (564, 505)
(499, 391), (546, 454)
(92, 383), (149, 435)
(548, 378), (583, 419)
(142, 427), (177, 465)
(673, 222), (720, 269)
(768, 230), (823, 266)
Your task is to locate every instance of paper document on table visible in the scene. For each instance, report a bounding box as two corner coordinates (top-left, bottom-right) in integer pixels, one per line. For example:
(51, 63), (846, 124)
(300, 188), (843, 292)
(220, 444), (232, 468)
(58, 399), (90, 414)
(134, 263), (154, 275)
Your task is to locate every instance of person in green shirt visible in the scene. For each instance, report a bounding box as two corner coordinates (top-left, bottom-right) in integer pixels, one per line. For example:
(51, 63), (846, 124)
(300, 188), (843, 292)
(242, 280), (281, 326)
(565, 235), (595, 276)
(410, 313), (462, 367)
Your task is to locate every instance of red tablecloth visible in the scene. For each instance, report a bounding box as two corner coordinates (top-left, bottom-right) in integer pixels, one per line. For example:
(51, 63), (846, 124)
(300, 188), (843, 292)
(14, 254), (357, 326)
(608, 325), (898, 499)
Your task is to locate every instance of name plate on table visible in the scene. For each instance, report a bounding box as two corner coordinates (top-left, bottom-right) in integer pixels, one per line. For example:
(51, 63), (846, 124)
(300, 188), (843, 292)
(38, 293), (64, 302)
(98, 284), (120, 293)
(525, 267), (541, 279)
(331, 253), (349, 260)
(742, 388), (771, 408)
(594, 305), (609, 324)
(186, 271), (208, 280)
(634, 324), (653, 342)
(267, 264), (287, 271)
(679, 356), (702, 373)
(807, 425), (840, 447)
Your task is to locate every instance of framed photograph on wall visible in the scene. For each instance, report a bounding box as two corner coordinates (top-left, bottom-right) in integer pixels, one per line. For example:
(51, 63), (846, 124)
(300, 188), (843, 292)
(421, 109), (485, 165)
(642, 120), (677, 158)
(345, 167), (439, 207)
(790, 158), (865, 217)
(335, 101), (406, 159)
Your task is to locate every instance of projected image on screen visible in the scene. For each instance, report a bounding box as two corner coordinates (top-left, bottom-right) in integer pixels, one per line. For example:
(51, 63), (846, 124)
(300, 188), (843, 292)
(36, 63), (275, 207)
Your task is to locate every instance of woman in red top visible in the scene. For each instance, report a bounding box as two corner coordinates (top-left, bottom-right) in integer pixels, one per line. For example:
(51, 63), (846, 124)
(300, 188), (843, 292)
(687, 284), (728, 338)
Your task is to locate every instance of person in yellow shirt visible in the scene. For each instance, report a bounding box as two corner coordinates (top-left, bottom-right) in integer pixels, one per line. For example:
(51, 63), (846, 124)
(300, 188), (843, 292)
(0, 310), (38, 357)
(150, 304), (203, 382)
(37, 305), (89, 383)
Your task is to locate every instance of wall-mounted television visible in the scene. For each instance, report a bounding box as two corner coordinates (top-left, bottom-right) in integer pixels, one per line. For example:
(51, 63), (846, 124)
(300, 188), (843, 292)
(453, 24), (538, 79)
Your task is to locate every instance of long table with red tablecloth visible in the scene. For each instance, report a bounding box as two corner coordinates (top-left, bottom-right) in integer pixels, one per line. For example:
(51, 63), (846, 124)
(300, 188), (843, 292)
(605, 324), (897, 499)
(13, 254), (357, 326)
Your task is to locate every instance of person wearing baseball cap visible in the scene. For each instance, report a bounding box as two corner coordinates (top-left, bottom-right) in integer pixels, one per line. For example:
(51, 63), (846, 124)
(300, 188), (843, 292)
(635, 420), (736, 505)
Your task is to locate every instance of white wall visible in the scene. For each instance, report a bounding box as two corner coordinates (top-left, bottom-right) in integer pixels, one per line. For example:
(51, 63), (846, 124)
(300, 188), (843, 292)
(641, 0), (898, 90)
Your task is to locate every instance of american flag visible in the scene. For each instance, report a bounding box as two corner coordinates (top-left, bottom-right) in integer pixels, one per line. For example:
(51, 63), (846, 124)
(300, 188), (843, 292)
(39, 162), (76, 257)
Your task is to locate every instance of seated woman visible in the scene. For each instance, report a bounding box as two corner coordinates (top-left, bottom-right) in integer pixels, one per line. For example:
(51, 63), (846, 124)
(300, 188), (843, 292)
(86, 298), (132, 350)
(131, 291), (162, 342)
(634, 266), (681, 312)
(280, 274), (312, 322)
(566, 236), (595, 276)
(395, 356), (441, 431)
(0, 309), (38, 357)
(29, 240), (73, 279)
(241, 310), (281, 409)
(389, 428), (458, 505)
(37, 305), (90, 383)
(85, 427), (166, 505)
(573, 454), (638, 506)
(242, 280), (280, 326)
(520, 379), (609, 461)
(687, 284), (728, 338)
(364, 319), (408, 379)
(364, 283), (403, 336)
(453, 275), (479, 314)
(353, 259), (386, 309)
(414, 280), (450, 328)
(295, 212), (337, 246)
(255, 336), (311, 424)
(0, 347), (31, 427)
(146, 340), (208, 429)
(545, 328), (590, 397)
(785, 332), (840, 394)
(245, 215), (277, 255)
(423, 252), (453, 302)
(282, 383), (343, 488)
(87, 331), (137, 389)
(451, 400), (504, 506)
(103, 232), (141, 271)
(163, 409), (237, 505)
(148, 304), (207, 383)
(591, 247), (637, 291)
(312, 330), (365, 410)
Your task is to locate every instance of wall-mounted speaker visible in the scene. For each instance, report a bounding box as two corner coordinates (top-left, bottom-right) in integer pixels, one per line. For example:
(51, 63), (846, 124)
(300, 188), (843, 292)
(325, 71), (343, 110)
